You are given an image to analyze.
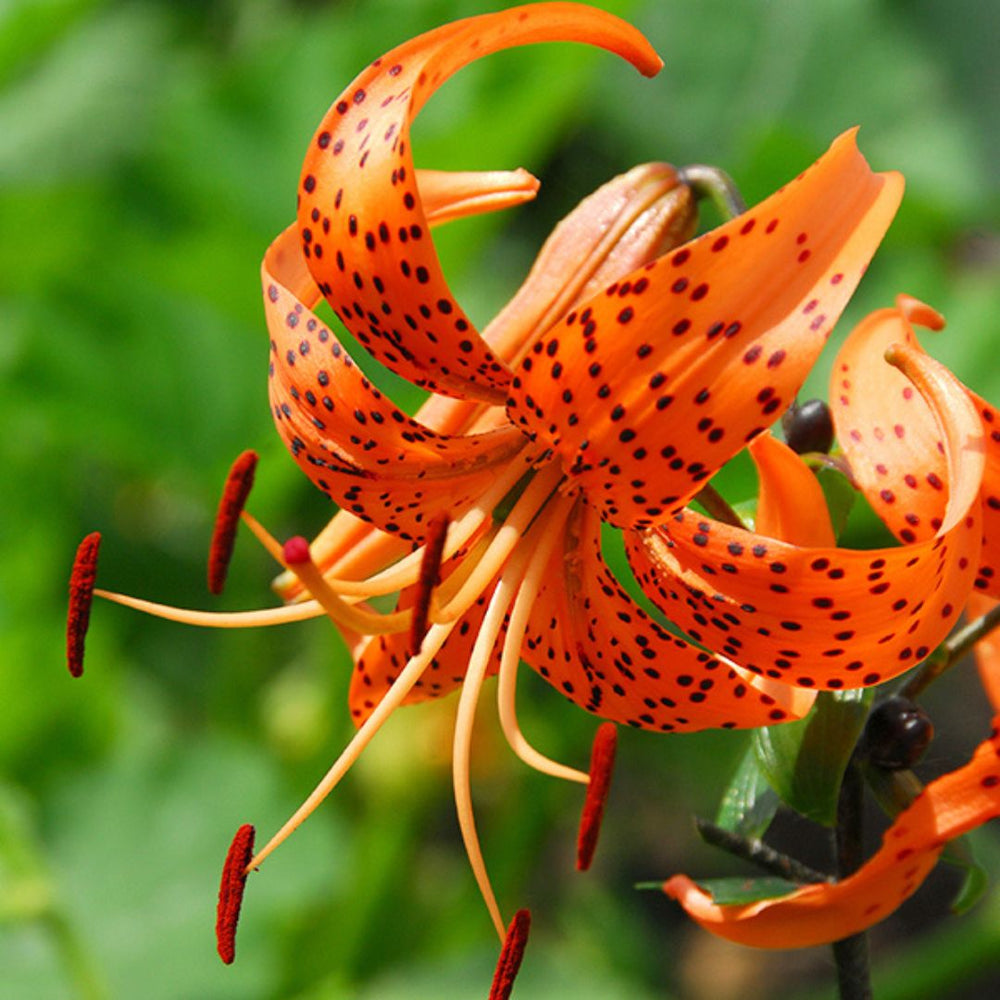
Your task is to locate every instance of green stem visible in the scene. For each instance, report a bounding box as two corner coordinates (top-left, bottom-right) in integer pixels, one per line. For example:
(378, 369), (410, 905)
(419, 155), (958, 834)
(694, 817), (830, 885)
(832, 760), (871, 1000)
(680, 164), (747, 220)
(899, 600), (1000, 700)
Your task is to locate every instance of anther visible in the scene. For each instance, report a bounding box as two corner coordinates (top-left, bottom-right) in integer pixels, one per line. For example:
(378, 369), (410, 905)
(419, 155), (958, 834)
(577, 722), (618, 871)
(67, 532), (101, 677)
(488, 908), (531, 1000)
(410, 512), (450, 653)
(208, 450), (258, 594)
(216, 823), (255, 965)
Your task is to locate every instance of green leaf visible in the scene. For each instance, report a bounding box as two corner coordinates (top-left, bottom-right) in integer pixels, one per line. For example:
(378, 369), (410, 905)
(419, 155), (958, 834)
(695, 876), (800, 906)
(753, 689), (873, 826)
(715, 740), (780, 839)
(863, 763), (924, 819)
(815, 465), (857, 540)
(943, 837), (991, 916)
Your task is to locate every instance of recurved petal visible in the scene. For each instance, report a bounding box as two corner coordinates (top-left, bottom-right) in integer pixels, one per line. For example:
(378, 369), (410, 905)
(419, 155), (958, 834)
(663, 716), (1000, 948)
(520, 500), (814, 732)
(264, 226), (531, 542)
(831, 295), (1000, 596)
(968, 593), (1000, 712)
(750, 432), (836, 548)
(296, 3), (661, 402)
(507, 129), (904, 528)
(415, 162), (697, 437)
(628, 345), (984, 691)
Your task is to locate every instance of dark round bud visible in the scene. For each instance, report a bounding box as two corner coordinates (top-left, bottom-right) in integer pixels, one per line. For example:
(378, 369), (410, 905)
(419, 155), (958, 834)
(863, 696), (934, 770)
(781, 398), (834, 455)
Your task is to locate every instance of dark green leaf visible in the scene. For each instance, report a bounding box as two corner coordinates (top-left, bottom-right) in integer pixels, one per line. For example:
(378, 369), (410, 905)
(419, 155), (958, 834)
(753, 689), (873, 826)
(695, 876), (800, 906)
(715, 740), (780, 839)
(943, 837), (991, 916)
(815, 465), (857, 541)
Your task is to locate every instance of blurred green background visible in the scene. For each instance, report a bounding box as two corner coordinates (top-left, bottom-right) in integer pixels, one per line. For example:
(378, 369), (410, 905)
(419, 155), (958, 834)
(2, 0), (998, 997)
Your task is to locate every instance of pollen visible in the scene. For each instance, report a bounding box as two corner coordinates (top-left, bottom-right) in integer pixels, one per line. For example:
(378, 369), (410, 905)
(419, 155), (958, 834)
(67, 532), (101, 678)
(216, 823), (255, 965)
(410, 512), (450, 653)
(488, 908), (531, 1000)
(208, 450), (258, 594)
(577, 722), (618, 870)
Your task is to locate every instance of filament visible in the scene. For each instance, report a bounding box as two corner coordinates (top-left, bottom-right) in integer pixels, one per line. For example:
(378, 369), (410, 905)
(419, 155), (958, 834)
(496, 496), (588, 784)
(247, 618), (458, 871)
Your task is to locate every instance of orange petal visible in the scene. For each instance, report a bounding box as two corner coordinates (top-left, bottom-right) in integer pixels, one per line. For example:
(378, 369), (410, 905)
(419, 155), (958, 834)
(968, 592), (1000, 712)
(263, 225), (533, 542)
(663, 716), (1000, 948)
(417, 168), (539, 226)
(296, 4), (661, 402)
(507, 129), (904, 528)
(628, 345), (984, 691)
(415, 161), (696, 437)
(520, 501), (815, 732)
(749, 432), (836, 548)
(831, 295), (1000, 596)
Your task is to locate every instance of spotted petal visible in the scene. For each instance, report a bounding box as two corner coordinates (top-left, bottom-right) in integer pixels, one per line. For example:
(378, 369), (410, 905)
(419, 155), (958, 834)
(296, 3), (662, 402)
(830, 295), (1000, 596)
(627, 345), (984, 691)
(507, 130), (904, 528)
(520, 500), (815, 732)
(264, 226), (533, 542)
(663, 716), (1000, 948)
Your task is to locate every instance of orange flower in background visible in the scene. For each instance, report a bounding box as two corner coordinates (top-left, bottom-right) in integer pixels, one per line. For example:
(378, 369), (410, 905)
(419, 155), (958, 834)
(68, 0), (990, 970)
(663, 715), (1000, 948)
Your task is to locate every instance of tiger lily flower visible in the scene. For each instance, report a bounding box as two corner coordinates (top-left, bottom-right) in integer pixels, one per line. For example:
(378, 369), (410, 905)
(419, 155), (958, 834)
(69, 0), (975, 962)
(663, 714), (1000, 948)
(829, 294), (1000, 597)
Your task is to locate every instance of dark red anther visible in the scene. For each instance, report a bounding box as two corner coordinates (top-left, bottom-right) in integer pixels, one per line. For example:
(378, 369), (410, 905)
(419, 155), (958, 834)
(208, 450), (258, 594)
(576, 722), (618, 871)
(488, 908), (531, 1000)
(410, 513), (450, 654)
(282, 535), (312, 565)
(67, 532), (101, 678)
(216, 823), (255, 965)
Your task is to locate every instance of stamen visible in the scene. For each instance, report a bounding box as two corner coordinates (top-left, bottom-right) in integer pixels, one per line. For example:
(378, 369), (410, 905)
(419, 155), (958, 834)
(410, 512), (450, 654)
(497, 498), (588, 784)
(488, 908), (532, 1000)
(576, 723), (618, 871)
(93, 589), (325, 627)
(208, 450), (258, 594)
(240, 510), (286, 565)
(247, 619), (457, 871)
(67, 532), (101, 677)
(281, 536), (412, 635)
(434, 462), (564, 624)
(451, 498), (570, 941)
(279, 458), (531, 602)
(216, 823), (255, 965)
